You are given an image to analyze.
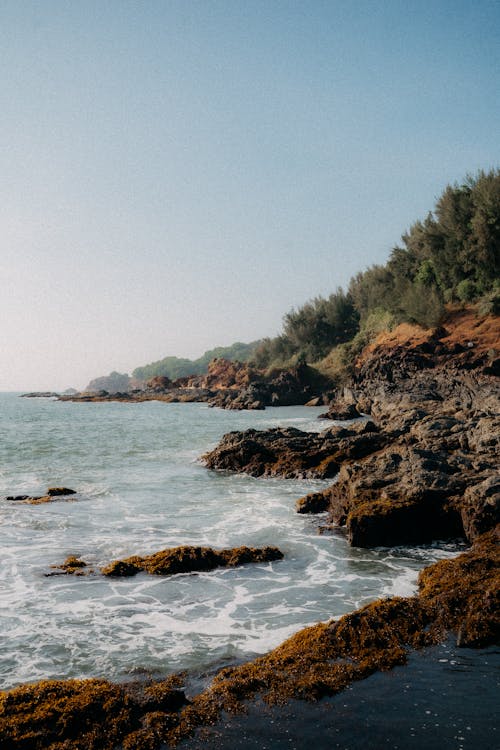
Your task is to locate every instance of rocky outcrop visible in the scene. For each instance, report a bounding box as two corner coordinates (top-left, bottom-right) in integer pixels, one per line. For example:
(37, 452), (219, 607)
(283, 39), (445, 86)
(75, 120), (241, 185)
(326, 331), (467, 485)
(85, 371), (132, 393)
(202, 424), (389, 479)
(48, 545), (283, 578)
(205, 312), (499, 547)
(101, 545), (283, 577)
(59, 360), (334, 410)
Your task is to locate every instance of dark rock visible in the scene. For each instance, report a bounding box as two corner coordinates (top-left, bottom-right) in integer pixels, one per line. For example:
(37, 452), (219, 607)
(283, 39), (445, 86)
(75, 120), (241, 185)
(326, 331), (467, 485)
(318, 402), (360, 420)
(461, 477), (500, 541)
(296, 491), (331, 514)
(202, 426), (390, 480)
(6, 487), (77, 505)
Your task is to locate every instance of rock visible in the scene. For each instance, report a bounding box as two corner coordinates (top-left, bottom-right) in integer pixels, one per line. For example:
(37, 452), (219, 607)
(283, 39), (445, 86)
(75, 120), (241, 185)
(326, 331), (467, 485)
(101, 545), (283, 577)
(47, 556), (90, 576)
(1, 530), (497, 747)
(165, 527), (500, 744)
(101, 560), (141, 577)
(318, 402), (360, 420)
(202, 426), (390, 479)
(296, 491), (331, 514)
(0, 674), (187, 750)
(418, 526), (500, 647)
(20, 392), (60, 398)
(6, 487), (77, 505)
(146, 375), (173, 391)
(461, 477), (500, 541)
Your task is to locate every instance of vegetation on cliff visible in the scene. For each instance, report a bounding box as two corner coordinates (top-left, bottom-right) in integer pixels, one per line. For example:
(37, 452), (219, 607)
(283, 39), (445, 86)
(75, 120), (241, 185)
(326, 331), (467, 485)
(252, 169), (500, 375)
(131, 341), (261, 382)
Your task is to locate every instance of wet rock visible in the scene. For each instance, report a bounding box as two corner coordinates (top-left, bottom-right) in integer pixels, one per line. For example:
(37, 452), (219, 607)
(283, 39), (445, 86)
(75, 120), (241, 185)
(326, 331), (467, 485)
(0, 674), (187, 750)
(296, 491), (331, 514)
(2, 529), (497, 749)
(47, 556), (90, 577)
(202, 427), (389, 479)
(166, 527), (500, 744)
(101, 545), (283, 577)
(327, 446), (467, 547)
(47, 487), (76, 496)
(461, 476), (500, 541)
(418, 526), (500, 647)
(6, 487), (77, 505)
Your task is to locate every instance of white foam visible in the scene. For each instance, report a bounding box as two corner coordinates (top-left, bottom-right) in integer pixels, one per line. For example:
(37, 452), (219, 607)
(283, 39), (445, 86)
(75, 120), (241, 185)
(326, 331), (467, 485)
(0, 396), (463, 689)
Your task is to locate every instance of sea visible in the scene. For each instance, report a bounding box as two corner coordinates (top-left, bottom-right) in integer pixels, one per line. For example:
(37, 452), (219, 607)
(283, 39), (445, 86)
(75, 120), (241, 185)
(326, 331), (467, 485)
(0, 393), (463, 692)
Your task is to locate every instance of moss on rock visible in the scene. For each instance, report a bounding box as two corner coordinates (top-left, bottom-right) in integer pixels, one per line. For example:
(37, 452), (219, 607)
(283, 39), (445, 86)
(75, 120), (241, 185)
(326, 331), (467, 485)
(101, 545), (283, 577)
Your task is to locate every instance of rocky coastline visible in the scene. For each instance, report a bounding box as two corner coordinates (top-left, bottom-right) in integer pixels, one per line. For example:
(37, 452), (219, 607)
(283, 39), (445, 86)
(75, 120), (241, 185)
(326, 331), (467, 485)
(203, 311), (499, 549)
(3, 309), (498, 749)
(54, 359), (332, 411)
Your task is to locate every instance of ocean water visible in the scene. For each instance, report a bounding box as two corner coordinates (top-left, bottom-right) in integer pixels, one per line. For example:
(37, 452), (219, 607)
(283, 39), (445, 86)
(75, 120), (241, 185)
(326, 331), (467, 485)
(0, 393), (461, 691)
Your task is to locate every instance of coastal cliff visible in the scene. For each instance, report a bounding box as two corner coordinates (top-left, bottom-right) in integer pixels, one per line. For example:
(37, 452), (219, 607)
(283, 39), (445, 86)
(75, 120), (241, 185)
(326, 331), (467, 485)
(204, 309), (499, 548)
(2, 307), (498, 749)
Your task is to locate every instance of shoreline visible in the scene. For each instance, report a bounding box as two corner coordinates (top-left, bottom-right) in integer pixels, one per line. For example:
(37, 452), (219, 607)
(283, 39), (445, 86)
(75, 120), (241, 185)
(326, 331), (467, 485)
(1, 311), (498, 748)
(179, 640), (499, 750)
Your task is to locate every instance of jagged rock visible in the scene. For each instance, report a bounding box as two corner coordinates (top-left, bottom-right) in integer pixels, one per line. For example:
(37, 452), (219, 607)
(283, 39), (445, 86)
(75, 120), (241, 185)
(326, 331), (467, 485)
(202, 427), (390, 479)
(60, 360), (334, 410)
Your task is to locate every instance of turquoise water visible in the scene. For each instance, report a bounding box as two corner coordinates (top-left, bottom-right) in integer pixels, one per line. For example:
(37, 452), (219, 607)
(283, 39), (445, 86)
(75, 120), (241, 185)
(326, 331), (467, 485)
(0, 394), (460, 690)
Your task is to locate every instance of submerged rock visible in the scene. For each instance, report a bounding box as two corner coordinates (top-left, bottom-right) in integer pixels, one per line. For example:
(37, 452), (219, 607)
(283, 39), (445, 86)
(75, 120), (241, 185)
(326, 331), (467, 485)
(5, 487), (77, 505)
(46, 556), (90, 577)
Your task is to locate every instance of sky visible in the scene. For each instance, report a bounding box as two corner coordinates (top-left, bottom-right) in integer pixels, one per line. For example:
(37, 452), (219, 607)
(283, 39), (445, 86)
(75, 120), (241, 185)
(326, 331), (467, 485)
(1, 1), (499, 391)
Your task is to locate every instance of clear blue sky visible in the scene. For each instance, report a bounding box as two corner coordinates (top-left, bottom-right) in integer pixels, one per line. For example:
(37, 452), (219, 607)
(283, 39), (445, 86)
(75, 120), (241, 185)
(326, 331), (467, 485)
(1, 0), (499, 390)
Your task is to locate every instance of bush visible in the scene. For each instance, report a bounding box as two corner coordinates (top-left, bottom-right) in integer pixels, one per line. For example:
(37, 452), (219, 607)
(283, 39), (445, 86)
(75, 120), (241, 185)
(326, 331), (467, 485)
(456, 279), (478, 302)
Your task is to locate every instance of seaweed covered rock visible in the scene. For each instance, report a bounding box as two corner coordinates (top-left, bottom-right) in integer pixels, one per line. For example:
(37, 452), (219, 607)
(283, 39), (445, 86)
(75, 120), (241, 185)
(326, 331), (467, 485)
(46, 556), (89, 577)
(167, 527), (499, 744)
(418, 525), (500, 647)
(101, 545), (283, 577)
(1, 530), (497, 749)
(0, 675), (186, 750)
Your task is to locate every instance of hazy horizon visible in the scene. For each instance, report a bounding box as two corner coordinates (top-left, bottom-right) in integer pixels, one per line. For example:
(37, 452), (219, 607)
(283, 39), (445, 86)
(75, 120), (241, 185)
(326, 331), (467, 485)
(1, 1), (499, 391)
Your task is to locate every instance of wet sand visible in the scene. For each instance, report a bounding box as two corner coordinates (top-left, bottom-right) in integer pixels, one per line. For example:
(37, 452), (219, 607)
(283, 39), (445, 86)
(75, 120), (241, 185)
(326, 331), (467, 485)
(179, 640), (499, 750)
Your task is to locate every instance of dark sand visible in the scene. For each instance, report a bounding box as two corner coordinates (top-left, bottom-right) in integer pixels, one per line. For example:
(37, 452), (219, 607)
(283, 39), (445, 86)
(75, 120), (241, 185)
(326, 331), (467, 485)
(178, 640), (499, 750)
